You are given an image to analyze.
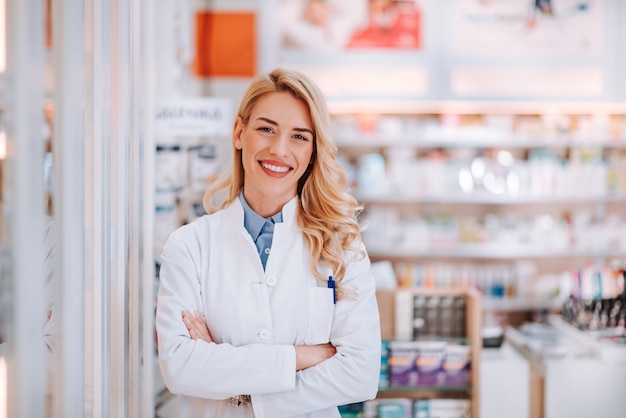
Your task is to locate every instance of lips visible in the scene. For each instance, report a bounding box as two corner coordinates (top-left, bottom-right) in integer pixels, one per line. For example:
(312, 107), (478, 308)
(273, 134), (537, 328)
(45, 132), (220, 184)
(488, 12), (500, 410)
(260, 161), (291, 174)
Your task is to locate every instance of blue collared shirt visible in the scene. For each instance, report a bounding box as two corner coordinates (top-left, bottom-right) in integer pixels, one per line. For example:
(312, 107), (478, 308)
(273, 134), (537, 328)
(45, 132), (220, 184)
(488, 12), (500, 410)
(239, 193), (283, 270)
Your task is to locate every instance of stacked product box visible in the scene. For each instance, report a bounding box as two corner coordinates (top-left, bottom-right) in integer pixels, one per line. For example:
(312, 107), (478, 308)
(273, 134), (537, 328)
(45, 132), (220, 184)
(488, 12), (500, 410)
(363, 398), (471, 418)
(413, 399), (471, 418)
(380, 340), (390, 389)
(395, 292), (467, 342)
(387, 341), (471, 388)
(412, 295), (466, 339)
(364, 398), (413, 418)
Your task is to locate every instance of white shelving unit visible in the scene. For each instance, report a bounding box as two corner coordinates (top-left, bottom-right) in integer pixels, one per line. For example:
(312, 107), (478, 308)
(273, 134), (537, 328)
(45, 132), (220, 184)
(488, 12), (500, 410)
(353, 193), (626, 205)
(333, 103), (626, 314)
(365, 244), (626, 260)
(336, 138), (626, 150)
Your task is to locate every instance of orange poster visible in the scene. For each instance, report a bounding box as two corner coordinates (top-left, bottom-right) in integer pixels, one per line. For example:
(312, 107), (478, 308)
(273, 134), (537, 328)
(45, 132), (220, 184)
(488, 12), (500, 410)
(194, 11), (256, 77)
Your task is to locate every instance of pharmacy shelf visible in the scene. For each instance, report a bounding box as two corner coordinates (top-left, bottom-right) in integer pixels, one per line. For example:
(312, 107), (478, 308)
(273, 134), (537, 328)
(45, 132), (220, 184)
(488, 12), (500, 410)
(356, 193), (626, 205)
(335, 137), (626, 150)
(338, 103), (626, 339)
(327, 100), (626, 116)
(377, 287), (482, 417)
(377, 386), (473, 396)
(482, 298), (562, 313)
(366, 244), (626, 260)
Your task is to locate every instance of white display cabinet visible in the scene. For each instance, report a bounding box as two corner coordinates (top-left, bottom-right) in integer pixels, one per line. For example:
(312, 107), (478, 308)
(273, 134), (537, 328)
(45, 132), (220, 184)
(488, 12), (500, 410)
(507, 316), (626, 418)
(480, 344), (530, 418)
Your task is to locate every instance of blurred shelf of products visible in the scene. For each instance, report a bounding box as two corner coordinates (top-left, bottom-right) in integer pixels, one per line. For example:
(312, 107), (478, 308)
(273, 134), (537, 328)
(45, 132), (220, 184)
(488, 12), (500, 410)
(331, 105), (626, 302)
(328, 105), (626, 418)
(334, 110), (626, 200)
(368, 287), (482, 418)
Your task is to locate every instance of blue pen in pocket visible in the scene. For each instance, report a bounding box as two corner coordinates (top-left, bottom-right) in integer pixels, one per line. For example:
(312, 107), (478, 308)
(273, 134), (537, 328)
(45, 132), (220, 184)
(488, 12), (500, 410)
(328, 275), (336, 304)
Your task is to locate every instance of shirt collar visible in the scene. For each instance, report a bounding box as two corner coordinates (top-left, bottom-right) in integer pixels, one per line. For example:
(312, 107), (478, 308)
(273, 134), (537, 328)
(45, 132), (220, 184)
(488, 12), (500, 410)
(238, 192), (283, 240)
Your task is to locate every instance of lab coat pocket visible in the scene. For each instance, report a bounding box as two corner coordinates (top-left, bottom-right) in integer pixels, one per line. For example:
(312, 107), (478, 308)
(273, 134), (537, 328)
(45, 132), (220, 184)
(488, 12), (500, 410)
(304, 287), (335, 345)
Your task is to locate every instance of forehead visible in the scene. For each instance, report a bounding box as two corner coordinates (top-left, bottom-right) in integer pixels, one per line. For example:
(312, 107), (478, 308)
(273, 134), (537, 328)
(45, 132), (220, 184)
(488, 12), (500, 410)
(250, 92), (312, 127)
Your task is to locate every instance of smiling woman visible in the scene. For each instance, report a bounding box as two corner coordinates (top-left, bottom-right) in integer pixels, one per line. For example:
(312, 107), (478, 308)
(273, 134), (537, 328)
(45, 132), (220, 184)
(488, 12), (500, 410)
(155, 68), (382, 418)
(233, 91), (315, 217)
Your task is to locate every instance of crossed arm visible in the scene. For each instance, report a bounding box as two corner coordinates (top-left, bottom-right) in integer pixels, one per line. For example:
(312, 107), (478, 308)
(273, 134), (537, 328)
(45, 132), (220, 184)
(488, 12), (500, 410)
(181, 311), (336, 371)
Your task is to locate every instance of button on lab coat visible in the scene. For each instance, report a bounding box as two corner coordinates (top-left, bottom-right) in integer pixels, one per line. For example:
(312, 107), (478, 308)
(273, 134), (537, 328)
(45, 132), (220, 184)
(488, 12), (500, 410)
(156, 197), (381, 418)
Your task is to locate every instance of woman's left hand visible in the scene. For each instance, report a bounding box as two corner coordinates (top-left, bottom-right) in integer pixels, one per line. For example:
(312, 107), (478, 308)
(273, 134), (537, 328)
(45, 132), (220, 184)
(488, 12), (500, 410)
(182, 311), (214, 343)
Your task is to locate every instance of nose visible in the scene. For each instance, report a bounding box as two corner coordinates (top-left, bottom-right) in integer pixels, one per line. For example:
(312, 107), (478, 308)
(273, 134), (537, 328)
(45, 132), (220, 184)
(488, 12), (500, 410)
(269, 134), (289, 157)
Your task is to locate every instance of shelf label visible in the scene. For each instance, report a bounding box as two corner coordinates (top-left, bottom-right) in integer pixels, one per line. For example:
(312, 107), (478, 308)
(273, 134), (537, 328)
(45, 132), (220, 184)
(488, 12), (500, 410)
(154, 97), (232, 137)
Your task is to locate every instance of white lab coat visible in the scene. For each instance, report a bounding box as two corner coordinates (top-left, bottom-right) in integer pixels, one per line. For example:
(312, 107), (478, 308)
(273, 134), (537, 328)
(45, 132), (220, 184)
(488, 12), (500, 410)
(156, 196), (381, 418)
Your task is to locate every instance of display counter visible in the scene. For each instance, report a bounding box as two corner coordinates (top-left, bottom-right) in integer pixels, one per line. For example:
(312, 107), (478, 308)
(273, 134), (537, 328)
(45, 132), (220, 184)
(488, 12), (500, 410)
(507, 317), (626, 418)
(480, 343), (529, 418)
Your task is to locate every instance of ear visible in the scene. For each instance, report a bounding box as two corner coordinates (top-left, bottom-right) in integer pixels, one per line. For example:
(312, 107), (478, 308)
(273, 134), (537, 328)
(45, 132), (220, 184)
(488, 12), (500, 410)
(233, 117), (244, 150)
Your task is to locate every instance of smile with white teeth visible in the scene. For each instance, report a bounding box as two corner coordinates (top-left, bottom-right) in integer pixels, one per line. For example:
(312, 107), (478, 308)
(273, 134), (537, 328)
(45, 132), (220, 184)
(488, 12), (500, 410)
(261, 162), (290, 173)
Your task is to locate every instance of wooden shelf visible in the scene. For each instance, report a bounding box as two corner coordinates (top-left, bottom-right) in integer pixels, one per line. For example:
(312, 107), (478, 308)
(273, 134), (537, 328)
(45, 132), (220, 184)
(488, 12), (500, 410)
(377, 387), (473, 400)
(376, 288), (482, 418)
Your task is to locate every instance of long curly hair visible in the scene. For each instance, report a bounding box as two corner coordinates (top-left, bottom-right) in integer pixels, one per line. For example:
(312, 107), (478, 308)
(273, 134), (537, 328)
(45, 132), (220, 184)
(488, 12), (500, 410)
(203, 68), (365, 299)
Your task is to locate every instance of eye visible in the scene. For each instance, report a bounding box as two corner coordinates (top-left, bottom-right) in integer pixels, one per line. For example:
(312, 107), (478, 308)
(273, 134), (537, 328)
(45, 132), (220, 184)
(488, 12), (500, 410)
(257, 126), (274, 134)
(293, 133), (311, 142)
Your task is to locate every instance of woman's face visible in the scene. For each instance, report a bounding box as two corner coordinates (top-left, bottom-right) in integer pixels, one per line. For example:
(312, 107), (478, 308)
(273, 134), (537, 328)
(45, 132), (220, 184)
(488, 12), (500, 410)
(234, 91), (314, 215)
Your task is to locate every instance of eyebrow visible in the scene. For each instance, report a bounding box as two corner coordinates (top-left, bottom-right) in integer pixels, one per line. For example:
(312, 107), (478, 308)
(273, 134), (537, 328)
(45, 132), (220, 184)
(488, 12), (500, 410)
(256, 117), (314, 136)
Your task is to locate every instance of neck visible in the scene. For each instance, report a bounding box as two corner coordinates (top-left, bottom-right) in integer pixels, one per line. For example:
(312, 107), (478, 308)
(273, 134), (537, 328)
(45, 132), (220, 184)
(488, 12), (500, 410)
(243, 191), (290, 218)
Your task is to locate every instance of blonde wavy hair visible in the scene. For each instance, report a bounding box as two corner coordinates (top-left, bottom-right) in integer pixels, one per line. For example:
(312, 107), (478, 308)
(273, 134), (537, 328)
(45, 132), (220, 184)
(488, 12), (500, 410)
(203, 68), (365, 300)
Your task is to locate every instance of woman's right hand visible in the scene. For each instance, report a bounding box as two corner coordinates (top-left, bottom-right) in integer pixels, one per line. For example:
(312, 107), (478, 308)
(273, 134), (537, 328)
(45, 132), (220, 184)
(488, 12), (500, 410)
(294, 343), (336, 371)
